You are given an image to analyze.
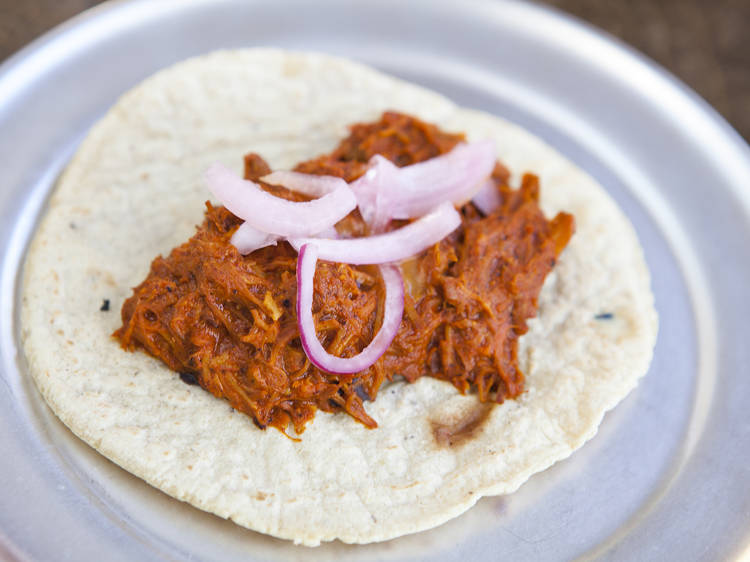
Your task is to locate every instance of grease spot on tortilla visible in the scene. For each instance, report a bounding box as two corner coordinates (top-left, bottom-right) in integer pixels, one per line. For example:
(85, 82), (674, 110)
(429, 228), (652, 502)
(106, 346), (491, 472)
(431, 402), (493, 447)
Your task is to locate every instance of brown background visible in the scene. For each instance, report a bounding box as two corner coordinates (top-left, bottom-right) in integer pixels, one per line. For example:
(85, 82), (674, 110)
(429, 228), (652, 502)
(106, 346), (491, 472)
(1, 0), (748, 142)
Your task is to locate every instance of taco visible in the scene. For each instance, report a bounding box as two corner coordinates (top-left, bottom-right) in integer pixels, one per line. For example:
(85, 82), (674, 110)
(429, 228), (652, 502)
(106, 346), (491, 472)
(21, 49), (657, 546)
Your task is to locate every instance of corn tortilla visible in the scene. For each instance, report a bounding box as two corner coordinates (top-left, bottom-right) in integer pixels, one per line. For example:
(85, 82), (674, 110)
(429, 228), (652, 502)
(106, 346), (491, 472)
(20, 49), (657, 545)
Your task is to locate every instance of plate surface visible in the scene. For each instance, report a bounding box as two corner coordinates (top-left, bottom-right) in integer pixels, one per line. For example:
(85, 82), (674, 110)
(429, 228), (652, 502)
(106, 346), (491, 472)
(1, 1), (748, 560)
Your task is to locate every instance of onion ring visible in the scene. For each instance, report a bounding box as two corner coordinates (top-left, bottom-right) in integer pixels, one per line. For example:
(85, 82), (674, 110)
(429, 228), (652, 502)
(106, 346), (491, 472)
(230, 222), (279, 255)
(260, 171), (346, 198)
(351, 140), (495, 228)
(288, 202), (461, 264)
(471, 178), (502, 216)
(296, 243), (404, 374)
(205, 163), (356, 237)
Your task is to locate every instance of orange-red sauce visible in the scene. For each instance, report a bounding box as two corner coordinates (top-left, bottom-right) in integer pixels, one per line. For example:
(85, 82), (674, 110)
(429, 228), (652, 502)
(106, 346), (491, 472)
(115, 112), (574, 434)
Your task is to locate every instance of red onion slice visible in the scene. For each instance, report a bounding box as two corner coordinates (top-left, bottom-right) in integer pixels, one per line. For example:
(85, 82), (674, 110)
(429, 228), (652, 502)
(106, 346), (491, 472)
(288, 201), (461, 264)
(296, 243), (404, 374)
(314, 225), (339, 239)
(351, 140), (496, 227)
(396, 140), (496, 213)
(349, 155), (399, 227)
(261, 171), (346, 198)
(231, 222), (339, 256)
(205, 163), (356, 237)
(231, 222), (279, 254)
(471, 178), (502, 215)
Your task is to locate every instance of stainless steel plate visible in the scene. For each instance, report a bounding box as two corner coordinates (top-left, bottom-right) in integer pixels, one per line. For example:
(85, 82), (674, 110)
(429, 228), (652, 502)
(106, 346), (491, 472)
(1, 1), (748, 560)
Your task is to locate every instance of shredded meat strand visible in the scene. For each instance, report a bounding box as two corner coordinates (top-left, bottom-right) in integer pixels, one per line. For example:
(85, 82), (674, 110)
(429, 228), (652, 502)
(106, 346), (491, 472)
(115, 111), (574, 433)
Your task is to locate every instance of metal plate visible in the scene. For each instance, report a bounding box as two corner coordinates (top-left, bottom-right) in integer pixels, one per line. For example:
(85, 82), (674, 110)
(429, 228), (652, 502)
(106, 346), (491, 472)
(1, 0), (748, 560)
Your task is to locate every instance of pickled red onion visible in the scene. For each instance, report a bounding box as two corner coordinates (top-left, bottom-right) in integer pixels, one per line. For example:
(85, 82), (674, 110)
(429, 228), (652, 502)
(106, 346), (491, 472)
(205, 163), (356, 237)
(231, 222), (338, 256)
(296, 243), (404, 374)
(288, 202), (461, 264)
(261, 171), (346, 198)
(212, 142), (492, 373)
(471, 178), (502, 215)
(230, 222), (278, 254)
(351, 140), (496, 228)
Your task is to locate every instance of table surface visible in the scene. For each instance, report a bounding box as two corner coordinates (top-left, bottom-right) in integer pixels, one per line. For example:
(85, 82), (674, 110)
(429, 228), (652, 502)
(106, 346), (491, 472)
(1, 0), (748, 144)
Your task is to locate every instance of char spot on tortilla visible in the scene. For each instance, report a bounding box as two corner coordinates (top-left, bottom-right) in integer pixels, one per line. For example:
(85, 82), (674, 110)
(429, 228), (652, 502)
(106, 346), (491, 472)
(431, 402), (493, 447)
(179, 371), (199, 386)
